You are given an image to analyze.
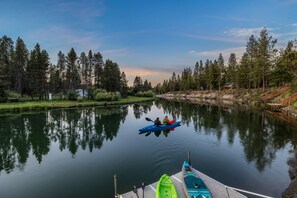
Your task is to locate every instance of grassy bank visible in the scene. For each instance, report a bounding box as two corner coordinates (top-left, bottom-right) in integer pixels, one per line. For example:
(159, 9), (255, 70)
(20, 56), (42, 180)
(0, 97), (155, 113)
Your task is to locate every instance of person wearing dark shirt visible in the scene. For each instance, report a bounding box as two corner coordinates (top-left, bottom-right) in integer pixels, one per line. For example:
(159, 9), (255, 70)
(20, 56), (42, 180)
(154, 117), (161, 126)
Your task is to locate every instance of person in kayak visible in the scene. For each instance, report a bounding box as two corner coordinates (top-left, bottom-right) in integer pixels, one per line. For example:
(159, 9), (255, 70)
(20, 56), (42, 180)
(163, 115), (170, 125)
(154, 117), (161, 126)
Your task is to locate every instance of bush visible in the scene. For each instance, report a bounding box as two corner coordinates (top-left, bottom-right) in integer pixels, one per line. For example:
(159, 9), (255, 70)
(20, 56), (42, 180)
(95, 92), (112, 101)
(135, 90), (155, 97)
(112, 92), (121, 101)
(7, 91), (21, 98)
(92, 89), (107, 98)
(68, 91), (78, 101)
(95, 91), (121, 101)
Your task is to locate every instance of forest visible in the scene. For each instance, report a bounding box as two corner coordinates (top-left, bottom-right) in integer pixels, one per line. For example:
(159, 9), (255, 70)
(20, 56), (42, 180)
(0, 36), (153, 101)
(1, 28), (297, 100)
(154, 28), (297, 94)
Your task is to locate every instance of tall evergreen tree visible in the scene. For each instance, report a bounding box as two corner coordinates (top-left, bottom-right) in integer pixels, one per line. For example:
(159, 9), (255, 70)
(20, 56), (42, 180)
(103, 60), (121, 92)
(193, 62), (199, 90)
(133, 76), (143, 93)
(246, 35), (259, 88)
(238, 53), (250, 88)
(257, 28), (277, 91)
(212, 60), (220, 90)
(204, 60), (212, 90)
(226, 53), (238, 87)
(13, 37), (28, 94)
(66, 48), (80, 91)
(217, 53), (225, 90)
(94, 52), (104, 89)
(57, 51), (66, 94)
(26, 43), (49, 99)
(120, 71), (128, 98)
(79, 52), (88, 96)
(0, 35), (14, 97)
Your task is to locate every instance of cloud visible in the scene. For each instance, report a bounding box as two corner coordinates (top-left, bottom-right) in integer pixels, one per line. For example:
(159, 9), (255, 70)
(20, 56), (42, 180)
(188, 47), (246, 61)
(178, 33), (244, 44)
(224, 27), (273, 38)
(101, 48), (130, 58)
(55, 1), (104, 19)
(121, 67), (172, 86)
(27, 25), (102, 62)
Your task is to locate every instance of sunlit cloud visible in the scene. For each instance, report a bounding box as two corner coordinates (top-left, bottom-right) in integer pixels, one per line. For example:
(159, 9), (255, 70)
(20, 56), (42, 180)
(121, 67), (172, 86)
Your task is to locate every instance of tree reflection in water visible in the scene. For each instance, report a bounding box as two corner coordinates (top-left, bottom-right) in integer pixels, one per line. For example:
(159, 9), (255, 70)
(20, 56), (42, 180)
(1, 100), (297, 181)
(0, 106), (129, 173)
(159, 99), (297, 172)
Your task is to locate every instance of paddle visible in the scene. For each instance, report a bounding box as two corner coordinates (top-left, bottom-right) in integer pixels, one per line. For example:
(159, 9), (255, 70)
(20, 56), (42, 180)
(141, 182), (145, 198)
(133, 185), (139, 198)
(145, 132), (151, 137)
(145, 117), (154, 122)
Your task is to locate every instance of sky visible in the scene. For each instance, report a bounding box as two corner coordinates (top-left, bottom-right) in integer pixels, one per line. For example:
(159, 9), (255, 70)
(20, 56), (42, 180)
(1, 0), (297, 86)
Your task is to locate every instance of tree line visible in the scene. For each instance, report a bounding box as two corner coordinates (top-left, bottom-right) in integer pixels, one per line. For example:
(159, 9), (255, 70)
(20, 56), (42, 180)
(154, 28), (297, 94)
(0, 35), (154, 100)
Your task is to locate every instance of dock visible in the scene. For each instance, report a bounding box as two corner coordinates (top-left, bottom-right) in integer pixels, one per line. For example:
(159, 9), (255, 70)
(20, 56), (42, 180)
(119, 168), (247, 198)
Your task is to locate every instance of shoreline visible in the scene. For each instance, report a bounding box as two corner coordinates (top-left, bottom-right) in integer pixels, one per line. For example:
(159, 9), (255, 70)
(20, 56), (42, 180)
(158, 88), (297, 120)
(0, 97), (155, 113)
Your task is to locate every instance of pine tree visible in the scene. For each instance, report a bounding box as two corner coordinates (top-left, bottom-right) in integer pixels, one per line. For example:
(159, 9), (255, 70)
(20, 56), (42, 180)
(94, 52), (104, 89)
(238, 53), (250, 88)
(133, 76), (143, 94)
(66, 48), (80, 92)
(26, 43), (49, 99)
(0, 35), (14, 97)
(103, 60), (121, 92)
(226, 53), (238, 88)
(79, 52), (88, 97)
(257, 28), (277, 91)
(246, 35), (259, 88)
(205, 60), (212, 90)
(120, 71), (128, 98)
(217, 53), (225, 90)
(13, 37), (28, 94)
(57, 51), (66, 94)
(193, 62), (199, 90)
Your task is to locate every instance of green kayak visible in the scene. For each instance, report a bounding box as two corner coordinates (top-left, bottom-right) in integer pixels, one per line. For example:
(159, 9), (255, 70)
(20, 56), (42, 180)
(156, 174), (179, 198)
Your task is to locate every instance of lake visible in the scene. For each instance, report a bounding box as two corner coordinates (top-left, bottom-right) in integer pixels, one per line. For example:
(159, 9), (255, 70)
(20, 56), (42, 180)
(0, 99), (296, 197)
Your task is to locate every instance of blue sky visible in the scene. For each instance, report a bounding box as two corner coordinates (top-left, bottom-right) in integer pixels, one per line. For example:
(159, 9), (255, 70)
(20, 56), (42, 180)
(1, 0), (297, 85)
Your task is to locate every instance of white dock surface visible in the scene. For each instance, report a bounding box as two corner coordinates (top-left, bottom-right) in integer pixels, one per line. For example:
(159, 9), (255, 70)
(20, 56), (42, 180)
(120, 169), (247, 198)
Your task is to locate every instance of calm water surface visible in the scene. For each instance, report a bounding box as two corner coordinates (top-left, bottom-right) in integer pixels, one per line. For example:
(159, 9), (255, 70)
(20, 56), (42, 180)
(0, 100), (297, 198)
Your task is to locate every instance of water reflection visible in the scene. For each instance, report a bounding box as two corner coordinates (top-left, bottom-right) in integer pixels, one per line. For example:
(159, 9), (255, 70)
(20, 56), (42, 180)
(1, 99), (297, 178)
(158, 99), (297, 172)
(0, 106), (128, 173)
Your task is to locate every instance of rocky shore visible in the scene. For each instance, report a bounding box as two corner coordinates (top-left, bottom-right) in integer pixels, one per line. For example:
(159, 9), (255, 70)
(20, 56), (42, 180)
(158, 88), (297, 120)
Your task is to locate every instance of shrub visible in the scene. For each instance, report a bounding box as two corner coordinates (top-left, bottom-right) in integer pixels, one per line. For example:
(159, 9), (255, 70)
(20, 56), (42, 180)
(92, 89), (107, 98)
(136, 90), (155, 97)
(95, 92), (112, 101)
(68, 91), (78, 101)
(8, 91), (21, 98)
(95, 91), (121, 101)
(112, 92), (121, 101)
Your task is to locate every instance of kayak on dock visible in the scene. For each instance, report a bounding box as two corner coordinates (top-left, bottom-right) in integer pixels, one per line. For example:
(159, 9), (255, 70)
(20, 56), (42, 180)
(156, 174), (179, 198)
(139, 120), (181, 133)
(182, 161), (212, 198)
